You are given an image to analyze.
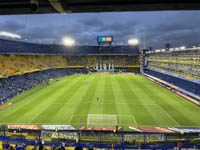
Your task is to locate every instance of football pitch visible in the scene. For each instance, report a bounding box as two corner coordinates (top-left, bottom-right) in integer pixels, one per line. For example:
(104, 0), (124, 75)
(0, 74), (200, 130)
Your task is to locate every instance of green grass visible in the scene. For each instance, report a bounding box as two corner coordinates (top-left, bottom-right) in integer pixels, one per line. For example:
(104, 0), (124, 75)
(0, 74), (200, 130)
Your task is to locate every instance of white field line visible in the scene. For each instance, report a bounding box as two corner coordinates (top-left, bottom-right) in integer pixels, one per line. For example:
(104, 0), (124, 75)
(131, 115), (138, 125)
(72, 114), (134, 117)
(156, 104), (180, 126)
(88, 123), (116, 125)
(68, 114), (73, 124)
(88, 114), (117, 117)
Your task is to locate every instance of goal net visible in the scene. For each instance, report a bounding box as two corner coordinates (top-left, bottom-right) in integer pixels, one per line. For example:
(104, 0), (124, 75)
(87, 114), (117, 129)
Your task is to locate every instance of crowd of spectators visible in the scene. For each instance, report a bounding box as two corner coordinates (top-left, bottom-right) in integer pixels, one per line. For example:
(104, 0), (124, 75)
(66, 55), (139, 67)
(147, 51), (200, 79)
(0, 54), (68, 78)
(0, 68), (88, 105)
(3, 143), (80, 150)
(0, 54), (139, 78)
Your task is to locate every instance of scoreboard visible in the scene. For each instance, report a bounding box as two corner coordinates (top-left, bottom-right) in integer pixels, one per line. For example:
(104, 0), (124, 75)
(97, 36), (113, 43)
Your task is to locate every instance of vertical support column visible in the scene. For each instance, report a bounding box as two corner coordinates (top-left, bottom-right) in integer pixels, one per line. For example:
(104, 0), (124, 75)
(96, 63), (97, 71)
(104, 64), (107, 71)
(186, 134), (189, 149)
(78, 132), (80, 145)
(38, 130), (41, 143)
(3, 126), (6, 137)
(100, 64), (102, 71)
(19, 128), (22, 140)
(100, 133), (102, 145)
(165, 134), (168, 147)
(122, 133), (125, 150)
(122, 132), (124, 145)
(58, 130), (60, 143)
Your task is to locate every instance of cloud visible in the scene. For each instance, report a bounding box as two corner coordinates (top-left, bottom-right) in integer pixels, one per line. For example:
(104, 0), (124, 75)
(0, 21), (26, 32)
(81, 18), (104, 27)
(1, 11), (200, 48)
(140, 11), (200, 48)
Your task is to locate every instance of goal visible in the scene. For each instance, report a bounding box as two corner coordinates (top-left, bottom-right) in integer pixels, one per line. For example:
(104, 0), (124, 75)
(87, 114), (117, 129)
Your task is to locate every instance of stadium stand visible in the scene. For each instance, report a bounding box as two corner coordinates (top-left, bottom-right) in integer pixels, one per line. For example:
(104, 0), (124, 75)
(66, 55), (139, 68)
(144, 49), (200, 102)
(0, 39), (140, 105)
(147, 51), (200, 79)
(0, 54), (68, 78)
(0, 54), (139, 78)
(0, 39), (139, 55)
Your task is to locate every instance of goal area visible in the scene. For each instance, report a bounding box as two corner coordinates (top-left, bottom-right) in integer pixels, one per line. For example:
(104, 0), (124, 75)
(87, 114), (117, 129)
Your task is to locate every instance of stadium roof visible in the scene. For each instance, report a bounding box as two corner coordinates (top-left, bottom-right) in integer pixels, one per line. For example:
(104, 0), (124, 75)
(0, 0), (200, 15)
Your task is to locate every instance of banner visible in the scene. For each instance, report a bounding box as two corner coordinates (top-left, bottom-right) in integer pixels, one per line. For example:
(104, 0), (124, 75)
(41, 131), (78, 140)
(41, 125), (75, 130)
(8, 125), (39, 130)
(0, 103), (12, 110)
(168, 127), (200, 133)
(175, 91), (200, 105)
(129, 126), (174, 133)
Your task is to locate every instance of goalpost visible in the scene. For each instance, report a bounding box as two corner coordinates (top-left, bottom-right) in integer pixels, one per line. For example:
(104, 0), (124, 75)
(87, 114), (117, 129)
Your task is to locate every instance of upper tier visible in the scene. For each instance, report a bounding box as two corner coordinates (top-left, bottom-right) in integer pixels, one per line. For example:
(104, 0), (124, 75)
(0, 39), (139, 56)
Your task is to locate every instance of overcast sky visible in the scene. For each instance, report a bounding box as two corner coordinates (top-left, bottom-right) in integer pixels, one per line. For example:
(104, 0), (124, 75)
(0, 11), (200, 49)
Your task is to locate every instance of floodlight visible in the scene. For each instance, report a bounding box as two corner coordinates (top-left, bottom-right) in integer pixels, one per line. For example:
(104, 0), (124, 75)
(161, 49), (165, 51)
(128, 38), (139, 45)
(175, 47), (179, 50)
(180, 46), (186, 50)
(62, 37), (75, 46)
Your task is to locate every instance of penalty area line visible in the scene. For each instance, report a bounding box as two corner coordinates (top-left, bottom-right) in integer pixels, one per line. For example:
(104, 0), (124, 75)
(131, 115), (138, 125)
(28, 105), (49, 124)
(156, 104), (180, 126)
(68, 114), (73, 124)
